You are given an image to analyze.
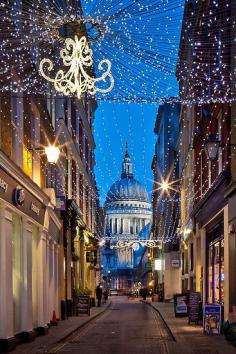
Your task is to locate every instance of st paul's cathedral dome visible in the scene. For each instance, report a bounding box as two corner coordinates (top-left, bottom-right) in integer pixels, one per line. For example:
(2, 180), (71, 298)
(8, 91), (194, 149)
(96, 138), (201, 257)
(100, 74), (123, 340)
(102, 145), (152, 290)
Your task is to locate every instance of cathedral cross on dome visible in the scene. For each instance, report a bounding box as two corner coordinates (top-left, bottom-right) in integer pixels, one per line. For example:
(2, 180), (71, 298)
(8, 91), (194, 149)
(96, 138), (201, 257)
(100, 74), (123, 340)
(121, 143), (133, 179)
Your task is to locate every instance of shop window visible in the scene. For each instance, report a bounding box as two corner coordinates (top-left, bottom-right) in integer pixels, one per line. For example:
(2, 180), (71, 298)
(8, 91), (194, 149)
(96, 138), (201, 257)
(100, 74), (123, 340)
(85, 186), (89, 225)
(12, 214), (22, 333)
(23, 144), (33, 178)
(71, 159), (76, 200)
(86, 251), (94, 263)
(79, 174), (83, 212)
(190, 243), (194, 272)
(90, 198), (93, 231)
(182, 252), (185, 275)
(0, 95), (13, 158)
(206, 219), (224, 305)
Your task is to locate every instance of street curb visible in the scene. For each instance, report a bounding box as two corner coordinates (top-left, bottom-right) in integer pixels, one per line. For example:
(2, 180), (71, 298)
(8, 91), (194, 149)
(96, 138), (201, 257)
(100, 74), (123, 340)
(42, 302), (112, 353)
(56, 301), (112, 344)
(141, 300), (176, 341)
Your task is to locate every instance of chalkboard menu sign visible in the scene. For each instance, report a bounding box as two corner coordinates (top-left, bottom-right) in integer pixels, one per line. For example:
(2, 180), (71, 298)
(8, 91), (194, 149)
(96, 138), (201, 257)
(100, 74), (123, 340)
(188, 292), (200, 324)
(77, 296), (90, 316)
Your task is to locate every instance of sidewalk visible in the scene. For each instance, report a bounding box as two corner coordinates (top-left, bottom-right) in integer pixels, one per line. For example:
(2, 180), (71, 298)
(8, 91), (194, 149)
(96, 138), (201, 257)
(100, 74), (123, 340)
(10, 302), (111, 354)
(146, 300), (236, 354)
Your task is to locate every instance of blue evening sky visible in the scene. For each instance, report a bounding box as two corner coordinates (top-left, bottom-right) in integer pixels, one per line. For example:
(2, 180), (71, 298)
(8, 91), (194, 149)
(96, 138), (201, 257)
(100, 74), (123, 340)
(94, 102), (158, 205)
(87, 1), (184, 205)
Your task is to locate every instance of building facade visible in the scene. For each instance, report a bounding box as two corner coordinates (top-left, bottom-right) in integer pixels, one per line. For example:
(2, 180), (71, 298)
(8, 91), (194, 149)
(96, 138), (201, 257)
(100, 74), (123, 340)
(0, 10), (100, 352)
(54, 97), (99, 318)
(177, 0), (235, 321)
(151, 103), (181, 300)
(0, 93), (62, 352)
(102, 146), (152, 290)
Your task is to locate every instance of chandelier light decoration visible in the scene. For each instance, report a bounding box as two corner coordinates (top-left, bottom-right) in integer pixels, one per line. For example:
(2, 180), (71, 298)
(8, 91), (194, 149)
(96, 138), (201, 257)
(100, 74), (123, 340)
(0, 0), (235, 103)
(0, 0), (185, 102)
(109, 239), (160, 249)
(39, 35), (114, 99)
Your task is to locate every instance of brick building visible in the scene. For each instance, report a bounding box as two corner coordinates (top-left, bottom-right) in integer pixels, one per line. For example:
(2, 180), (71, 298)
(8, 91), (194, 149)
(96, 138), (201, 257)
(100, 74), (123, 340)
(177, 0), (236, 321)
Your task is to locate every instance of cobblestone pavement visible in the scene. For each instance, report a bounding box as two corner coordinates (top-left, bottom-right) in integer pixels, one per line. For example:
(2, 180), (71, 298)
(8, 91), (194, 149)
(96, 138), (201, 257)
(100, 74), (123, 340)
(11, 298), (236, 354)
(53, 297), (175, 354)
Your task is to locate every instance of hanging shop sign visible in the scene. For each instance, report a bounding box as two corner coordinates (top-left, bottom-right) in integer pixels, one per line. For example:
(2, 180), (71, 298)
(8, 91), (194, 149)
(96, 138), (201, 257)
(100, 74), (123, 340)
(56, 195), (66, 210)
(171, 259), (180, 268)
(0, 166), (45, 225)
(203, 304), (221, 335)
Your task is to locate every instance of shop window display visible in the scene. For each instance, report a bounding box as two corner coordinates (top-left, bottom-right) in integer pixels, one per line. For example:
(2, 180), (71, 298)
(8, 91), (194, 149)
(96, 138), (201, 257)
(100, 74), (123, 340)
(207, 238), (224, 305)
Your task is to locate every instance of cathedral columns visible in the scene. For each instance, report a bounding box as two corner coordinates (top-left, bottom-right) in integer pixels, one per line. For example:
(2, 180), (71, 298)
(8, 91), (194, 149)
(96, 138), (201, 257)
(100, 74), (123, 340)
(112, 218), (115, 234)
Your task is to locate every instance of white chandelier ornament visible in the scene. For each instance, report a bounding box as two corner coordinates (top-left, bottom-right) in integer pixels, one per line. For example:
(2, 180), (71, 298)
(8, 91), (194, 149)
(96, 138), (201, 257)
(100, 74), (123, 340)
(109, 239), (160, 250)
(39, 35), (114, 98)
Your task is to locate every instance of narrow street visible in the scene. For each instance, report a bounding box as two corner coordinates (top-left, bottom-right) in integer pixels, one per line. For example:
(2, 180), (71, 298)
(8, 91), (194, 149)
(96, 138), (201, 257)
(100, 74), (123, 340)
(54, 297), (174, 354)
(1, 2), (236, 354)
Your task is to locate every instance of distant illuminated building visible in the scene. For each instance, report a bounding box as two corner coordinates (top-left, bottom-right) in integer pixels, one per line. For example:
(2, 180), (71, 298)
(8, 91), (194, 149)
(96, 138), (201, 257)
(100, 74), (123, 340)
(102, 145), (152, 290)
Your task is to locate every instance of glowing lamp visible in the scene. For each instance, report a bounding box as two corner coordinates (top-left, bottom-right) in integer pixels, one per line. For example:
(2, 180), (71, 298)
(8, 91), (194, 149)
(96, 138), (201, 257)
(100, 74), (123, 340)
(161, 181), (170, 192)
(99, 239), (105, 247)
(39, 35), (114, 99)
(45, 145), (60, 164)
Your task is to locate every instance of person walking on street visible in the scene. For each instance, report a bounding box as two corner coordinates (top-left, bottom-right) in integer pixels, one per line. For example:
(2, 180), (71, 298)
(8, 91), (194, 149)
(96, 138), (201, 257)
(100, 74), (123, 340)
(103, 288), (109, 303)
(142, 287), (148, 301)
(96, 283), (103, 307)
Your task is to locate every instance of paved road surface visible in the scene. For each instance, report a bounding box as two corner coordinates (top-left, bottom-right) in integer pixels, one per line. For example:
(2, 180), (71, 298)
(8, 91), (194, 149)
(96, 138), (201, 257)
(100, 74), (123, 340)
(55, 296), (174, 354)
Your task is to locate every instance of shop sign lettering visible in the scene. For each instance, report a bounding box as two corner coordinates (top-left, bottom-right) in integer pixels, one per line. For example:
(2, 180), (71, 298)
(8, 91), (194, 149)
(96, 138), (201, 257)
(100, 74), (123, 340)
(31, 202), (40, 215)
(0, 178), (8, 193)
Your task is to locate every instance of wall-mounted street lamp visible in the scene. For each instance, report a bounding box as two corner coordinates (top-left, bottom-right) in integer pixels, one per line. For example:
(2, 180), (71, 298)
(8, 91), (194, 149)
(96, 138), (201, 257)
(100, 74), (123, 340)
(32, 144), (61, 164)
(160, 181), (170, 192)
(44, 144), (60, 164)
(158, 179), (179, 194)
(205, 134), (236, 161)
(204, 134), (221, 161)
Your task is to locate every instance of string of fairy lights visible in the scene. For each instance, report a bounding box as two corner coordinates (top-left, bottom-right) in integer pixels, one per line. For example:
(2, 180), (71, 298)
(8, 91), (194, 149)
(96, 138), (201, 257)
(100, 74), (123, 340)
(1, 0), (236, 103)
(0, 0), (236, 246)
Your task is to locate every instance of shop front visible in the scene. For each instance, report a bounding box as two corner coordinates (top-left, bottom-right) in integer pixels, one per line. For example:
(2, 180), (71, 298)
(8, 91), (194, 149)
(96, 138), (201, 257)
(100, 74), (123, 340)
(206, 215), (224, 305)
(0, 161), (61, 352)
(60, 199), (84, 318)
(192, 173), (229, 320)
